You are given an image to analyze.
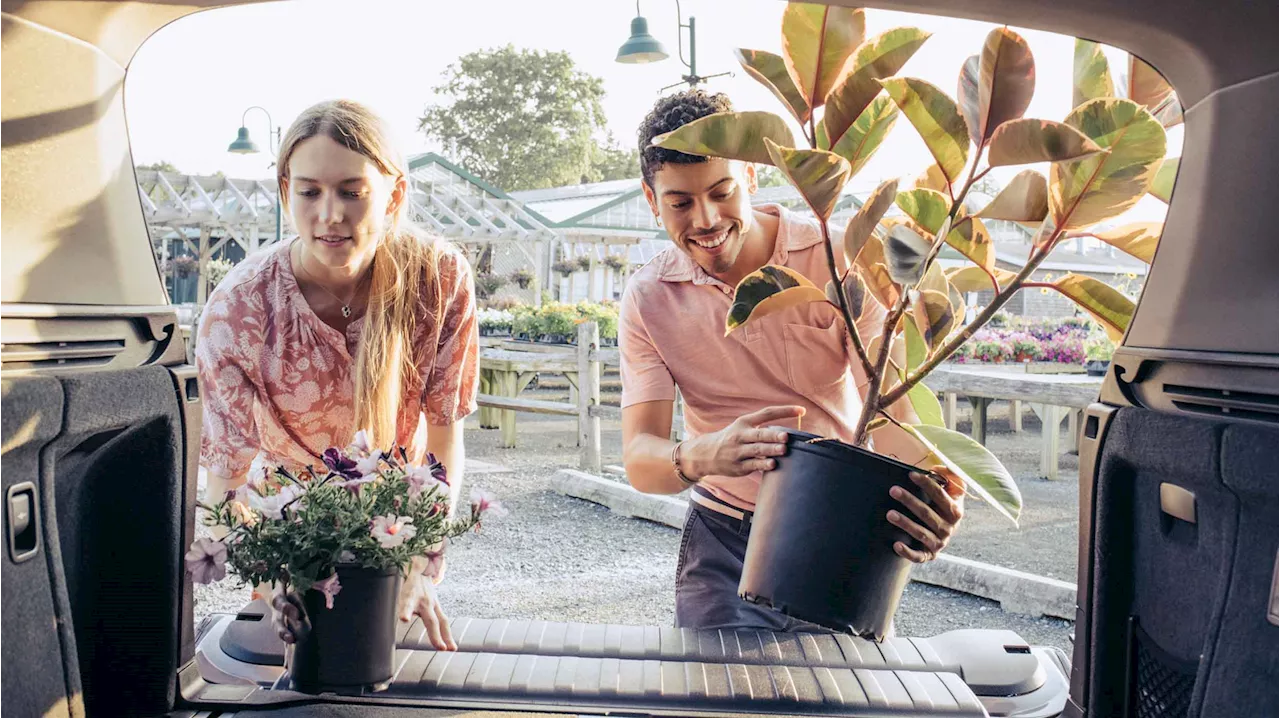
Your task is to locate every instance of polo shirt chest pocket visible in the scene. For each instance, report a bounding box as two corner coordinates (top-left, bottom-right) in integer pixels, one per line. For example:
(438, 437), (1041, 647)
(783, 318), (851, 398)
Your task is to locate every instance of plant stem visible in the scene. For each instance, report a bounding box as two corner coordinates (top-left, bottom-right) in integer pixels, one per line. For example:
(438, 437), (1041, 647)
(820, 222), (875, 378)
(882, 237), (1059, 406)
(851, 157), (986, 446)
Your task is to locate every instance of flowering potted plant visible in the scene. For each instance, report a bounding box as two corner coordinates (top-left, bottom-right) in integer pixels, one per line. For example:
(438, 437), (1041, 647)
(185, 432), (504, 693)
(655, 2), (1175, 637)
(1007, 331), (1043, 363)
(1084, 327), (1116, 375)
(508, 267), (535, 290)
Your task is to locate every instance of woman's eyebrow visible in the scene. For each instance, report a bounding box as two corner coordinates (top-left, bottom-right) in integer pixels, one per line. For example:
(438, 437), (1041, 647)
(292, 176), (367, 184)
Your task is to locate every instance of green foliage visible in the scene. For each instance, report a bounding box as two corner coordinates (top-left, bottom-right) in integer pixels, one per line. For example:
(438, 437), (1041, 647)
(207, 258), (236, 289)
(418, 45), (635, 191)
(474, 272), (507, 300)
(508, 268), (534, 289)
(137, 160), (180, 173)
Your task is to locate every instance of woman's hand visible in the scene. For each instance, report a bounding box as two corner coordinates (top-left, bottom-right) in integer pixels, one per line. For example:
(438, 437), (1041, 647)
(886, 470), (965, 563)
(399, 572), (457, 651)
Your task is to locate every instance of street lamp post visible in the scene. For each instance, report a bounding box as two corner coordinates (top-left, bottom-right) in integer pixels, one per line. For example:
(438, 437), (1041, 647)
(616, 0), (731, 91)
(227, 106), (283, 245)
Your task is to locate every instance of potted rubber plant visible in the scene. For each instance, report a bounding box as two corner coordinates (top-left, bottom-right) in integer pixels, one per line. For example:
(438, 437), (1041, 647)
(654, 3), (1177, 638)
(185, 432), (504, 693)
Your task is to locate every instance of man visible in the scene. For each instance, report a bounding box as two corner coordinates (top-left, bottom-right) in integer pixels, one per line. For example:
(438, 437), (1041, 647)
(619, 89), (963, 631)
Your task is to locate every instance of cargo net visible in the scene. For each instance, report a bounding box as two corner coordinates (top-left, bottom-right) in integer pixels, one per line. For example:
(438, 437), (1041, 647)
(1131, 623), (1197, 718)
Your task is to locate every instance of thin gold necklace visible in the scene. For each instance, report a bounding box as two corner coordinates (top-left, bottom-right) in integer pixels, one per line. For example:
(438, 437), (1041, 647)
(295, 244), (369, 319)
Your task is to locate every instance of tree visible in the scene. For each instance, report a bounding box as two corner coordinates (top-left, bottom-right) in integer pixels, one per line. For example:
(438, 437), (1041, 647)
(755, 165), (790, 188)
(138, 160), (180, 173)
(419, 45), (636, 191)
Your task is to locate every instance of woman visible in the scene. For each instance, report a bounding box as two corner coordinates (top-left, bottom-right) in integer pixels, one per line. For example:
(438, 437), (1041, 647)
(196, 100), (478, 651)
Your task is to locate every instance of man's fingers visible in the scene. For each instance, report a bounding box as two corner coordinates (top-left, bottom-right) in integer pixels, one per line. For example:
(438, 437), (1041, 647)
(894, 541), (934, 564)
(739, 405), (805, 427)
(887, 509), (945, 554)
(737, 442), (786, 460)
(742, 458), (776, 473)
(740, 427), (790, 445)
(890, 485), (948, 538)
(911, 471), (963, 522)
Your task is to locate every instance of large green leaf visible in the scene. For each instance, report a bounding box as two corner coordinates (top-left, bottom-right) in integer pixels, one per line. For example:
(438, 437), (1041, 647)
(1050, 98), (1167, 230)
(825, 270), (868, 320)
(781, 3), (865, 112)
(917, 259), (950, 299)
(725, 265), (827, 335)
(1128, 55), (1182, 128)
(987, 119), (1103, 167)
(914, 163), (950, 194)
(903, 313), (927, 372)
(884, 223), (932, 286)
(1091, 222), (1161, 262)
(956, 55), (982, 148)
(735, 49), (811, 126)
(1073, 39), (1115, 110)
(880, 77), (970, 182)
(651, 111), (796, 166)
(830, 96), (899, 176)
(907, 382), (945, 428)
(1149, 157), (1178, 203)
(844, 178), (898, 266)
(764, 139), (851, 221)
(824, 27), (931, 150)
(976, 169), (1048, 223)
(946, 265), (1015, 293)
(973, 27), (1037, 146)
(1052, 273), (1135, 341)
(946, 217), (994, 272)
(902, 424), (1022, 524)
(895, 188), (950, 234)
(912, 289), (955, 351)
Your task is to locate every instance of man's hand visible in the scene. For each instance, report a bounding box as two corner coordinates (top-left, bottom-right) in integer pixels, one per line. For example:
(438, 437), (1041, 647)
(271, 589), (310, 645)
(886, 470), (965, 563)
(399, 572), (457, 651)
(682, 405), (805, 479)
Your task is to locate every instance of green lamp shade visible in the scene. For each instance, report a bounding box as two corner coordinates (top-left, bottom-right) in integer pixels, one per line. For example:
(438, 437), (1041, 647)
(227, 126), (260, 154)
(616, 16), (668, 64)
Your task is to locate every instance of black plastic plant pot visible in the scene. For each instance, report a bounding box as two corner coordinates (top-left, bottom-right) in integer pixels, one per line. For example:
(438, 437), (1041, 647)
(288, 565), (403, 694)
(738, 428), (932, 641)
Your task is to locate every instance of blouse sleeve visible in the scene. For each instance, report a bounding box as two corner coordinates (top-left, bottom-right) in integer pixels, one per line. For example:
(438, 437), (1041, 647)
(423, 248), (479, 425)
(195, 290), (262, 483)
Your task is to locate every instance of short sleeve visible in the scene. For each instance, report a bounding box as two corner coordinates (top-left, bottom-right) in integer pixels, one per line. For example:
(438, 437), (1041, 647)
(195, 291), (262, 482)
(619, 283), (676, 408)
(423, 249), (479, 425)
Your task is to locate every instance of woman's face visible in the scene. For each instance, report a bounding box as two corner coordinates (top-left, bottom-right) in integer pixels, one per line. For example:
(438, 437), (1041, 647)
(284, 135), (403, 271)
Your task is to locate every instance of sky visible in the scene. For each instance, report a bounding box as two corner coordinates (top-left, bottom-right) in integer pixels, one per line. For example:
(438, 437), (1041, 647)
(125, 0), (1179, 218)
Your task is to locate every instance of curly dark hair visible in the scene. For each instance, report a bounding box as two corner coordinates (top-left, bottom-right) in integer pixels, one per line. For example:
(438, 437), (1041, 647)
(637, 89), (734, 188)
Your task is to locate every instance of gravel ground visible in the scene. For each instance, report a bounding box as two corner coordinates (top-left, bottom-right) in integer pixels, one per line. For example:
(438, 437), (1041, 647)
(194, 376), (1077, 654)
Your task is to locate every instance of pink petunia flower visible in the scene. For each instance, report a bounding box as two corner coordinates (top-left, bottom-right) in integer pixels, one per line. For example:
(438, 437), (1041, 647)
(184, 538), (227, 584)
(469, 487), (509, 519)
(423, 543), (447, 583)
(347, 430), (371, 456)
(313, 572), (342, 609)
(248, 483), (303, 520)
(354, 450), (383, 478)
(404, 462), (446, 499)
(370, 515), (417, 549)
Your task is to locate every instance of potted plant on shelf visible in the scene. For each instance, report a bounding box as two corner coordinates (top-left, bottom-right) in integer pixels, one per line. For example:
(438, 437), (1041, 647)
(1083, 327), (1116, 376)
(508, 267), (535, 290)
(654, 2), (1176, 638)
(186, 433), (504, 693)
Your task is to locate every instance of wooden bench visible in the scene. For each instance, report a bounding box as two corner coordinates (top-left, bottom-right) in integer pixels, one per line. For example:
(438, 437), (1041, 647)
(925, 366), (1102, 480)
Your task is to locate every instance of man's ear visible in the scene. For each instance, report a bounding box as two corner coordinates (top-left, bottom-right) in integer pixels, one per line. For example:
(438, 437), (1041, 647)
(744, 162), (759, 194)
(641, 179), (660, 216)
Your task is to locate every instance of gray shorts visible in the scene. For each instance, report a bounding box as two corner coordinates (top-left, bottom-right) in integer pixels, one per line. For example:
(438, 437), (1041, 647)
(673, 497), (833, 633)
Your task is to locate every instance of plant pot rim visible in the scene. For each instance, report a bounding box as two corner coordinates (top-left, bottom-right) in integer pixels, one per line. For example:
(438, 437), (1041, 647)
(774, 428), (919, 474)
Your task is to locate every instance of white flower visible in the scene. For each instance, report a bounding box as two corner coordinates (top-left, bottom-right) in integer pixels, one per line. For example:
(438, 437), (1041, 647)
(370, 514), (417, 549)
(354, 450), (383, 478)
(248, 484), (303, 520)
(347, 430), (371, 456)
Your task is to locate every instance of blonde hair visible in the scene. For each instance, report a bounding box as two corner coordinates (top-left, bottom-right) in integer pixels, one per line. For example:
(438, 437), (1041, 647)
(277, 100), (443, 449)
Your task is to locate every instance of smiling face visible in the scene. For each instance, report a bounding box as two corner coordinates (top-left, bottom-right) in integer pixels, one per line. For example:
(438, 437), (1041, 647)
(283, 134), (404, 273)
(643, 158), (759, 278)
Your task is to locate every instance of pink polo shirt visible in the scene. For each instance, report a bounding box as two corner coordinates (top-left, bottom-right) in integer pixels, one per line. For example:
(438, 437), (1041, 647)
(620, 204), (917, 512)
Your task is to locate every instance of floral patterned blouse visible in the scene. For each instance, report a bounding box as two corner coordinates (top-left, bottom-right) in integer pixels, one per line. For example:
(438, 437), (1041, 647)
(196, 239), (479, 482)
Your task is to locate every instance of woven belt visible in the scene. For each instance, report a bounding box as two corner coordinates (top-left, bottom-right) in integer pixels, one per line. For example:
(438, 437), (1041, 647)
(690, 485), (752, 522)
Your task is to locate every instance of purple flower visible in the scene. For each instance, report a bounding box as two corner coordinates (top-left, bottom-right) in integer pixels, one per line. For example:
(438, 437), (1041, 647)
(313, 572), (341, 609)
(469, 487), (509, 520)
(322, 448), (361, 479)
(424, 453), (449, 486)
(405, 460), (447, 499)
(184, 538), (227, 584)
